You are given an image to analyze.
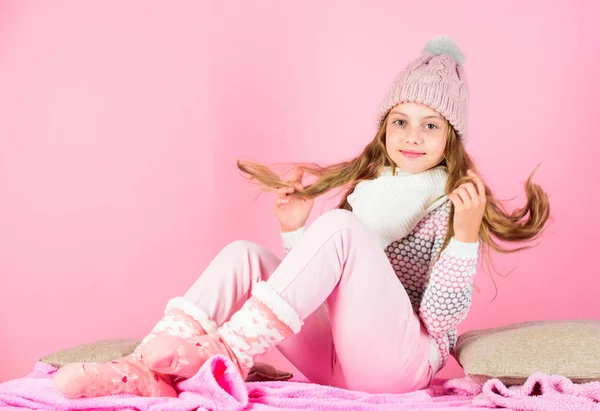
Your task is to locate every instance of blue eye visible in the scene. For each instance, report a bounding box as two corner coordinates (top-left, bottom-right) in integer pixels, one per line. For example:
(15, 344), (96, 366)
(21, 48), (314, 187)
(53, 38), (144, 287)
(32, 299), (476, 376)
(425, 123), (438, 130)
(393, 119), (406, 126)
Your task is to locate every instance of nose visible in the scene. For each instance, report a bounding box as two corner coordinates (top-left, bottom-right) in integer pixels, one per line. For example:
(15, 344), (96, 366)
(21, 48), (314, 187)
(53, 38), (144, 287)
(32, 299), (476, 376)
(405, 129), (423, 145)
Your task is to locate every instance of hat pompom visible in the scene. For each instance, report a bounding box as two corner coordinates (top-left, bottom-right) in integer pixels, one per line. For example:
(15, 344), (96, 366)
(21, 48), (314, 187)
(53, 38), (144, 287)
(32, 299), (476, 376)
(423, 36), (465, 65)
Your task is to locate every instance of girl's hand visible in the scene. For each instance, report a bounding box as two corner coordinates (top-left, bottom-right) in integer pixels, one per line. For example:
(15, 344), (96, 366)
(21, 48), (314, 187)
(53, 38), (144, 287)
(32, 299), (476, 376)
(448, 169), (487, 243)
(274, 168), (315, 232)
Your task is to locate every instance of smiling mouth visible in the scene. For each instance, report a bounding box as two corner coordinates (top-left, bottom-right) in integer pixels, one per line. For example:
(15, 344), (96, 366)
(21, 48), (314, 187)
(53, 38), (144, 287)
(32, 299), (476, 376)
(400, 150), (425, 158)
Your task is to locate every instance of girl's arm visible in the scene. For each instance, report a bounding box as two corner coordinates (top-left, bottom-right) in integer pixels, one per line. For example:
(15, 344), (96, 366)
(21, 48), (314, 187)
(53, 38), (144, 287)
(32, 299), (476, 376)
(420, 169), (486, 343)
(419, 236), (479, 339)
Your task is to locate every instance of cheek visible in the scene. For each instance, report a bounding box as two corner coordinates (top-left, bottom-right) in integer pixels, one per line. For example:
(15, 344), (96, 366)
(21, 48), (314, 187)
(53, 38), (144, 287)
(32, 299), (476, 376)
(427, 138), (447, 160)
(385, 127), (401, 146)
(385, 128), (395, 147)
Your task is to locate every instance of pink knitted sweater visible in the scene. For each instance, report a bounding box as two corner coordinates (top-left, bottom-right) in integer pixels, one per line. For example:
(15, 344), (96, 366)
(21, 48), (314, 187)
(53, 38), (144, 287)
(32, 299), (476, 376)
(281, 200), (479, 374)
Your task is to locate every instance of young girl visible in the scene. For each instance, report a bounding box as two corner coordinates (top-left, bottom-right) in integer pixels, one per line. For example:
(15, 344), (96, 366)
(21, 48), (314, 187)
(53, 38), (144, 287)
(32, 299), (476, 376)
(54, 36), (550, 398)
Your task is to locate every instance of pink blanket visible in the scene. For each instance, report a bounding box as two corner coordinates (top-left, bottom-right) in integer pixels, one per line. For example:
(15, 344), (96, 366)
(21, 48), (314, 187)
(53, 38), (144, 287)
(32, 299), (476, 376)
(444, 373), (600, 411)
(3, 355), (597, 411)
(0, 355), (486, 411)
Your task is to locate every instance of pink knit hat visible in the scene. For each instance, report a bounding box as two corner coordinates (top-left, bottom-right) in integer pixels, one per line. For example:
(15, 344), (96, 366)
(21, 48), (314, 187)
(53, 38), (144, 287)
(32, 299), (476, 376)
(375, 36), (469, 143)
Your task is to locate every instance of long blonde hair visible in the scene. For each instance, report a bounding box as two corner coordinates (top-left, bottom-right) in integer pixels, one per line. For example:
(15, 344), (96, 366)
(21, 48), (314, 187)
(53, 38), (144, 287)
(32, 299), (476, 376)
(237, 111), (551, 292)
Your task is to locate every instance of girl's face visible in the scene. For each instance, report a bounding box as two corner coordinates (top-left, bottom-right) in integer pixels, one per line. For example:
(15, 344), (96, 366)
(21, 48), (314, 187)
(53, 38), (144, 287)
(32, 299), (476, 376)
(385, 102), (448, 173)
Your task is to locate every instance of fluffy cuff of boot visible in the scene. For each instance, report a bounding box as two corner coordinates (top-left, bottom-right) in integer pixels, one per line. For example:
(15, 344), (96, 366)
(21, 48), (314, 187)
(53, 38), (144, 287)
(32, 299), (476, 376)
(251, 282), (303, 334)
(165, 297), (218, 333)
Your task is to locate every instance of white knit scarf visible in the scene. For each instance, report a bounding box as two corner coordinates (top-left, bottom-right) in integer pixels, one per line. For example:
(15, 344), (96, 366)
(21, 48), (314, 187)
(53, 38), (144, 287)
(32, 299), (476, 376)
(347, 165), (449, 248)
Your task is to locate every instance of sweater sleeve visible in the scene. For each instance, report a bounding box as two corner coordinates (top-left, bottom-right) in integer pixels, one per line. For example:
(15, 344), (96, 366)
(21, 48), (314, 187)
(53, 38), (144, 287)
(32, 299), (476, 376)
(280, 226), (306, 255)
(419, 236), (479, 342)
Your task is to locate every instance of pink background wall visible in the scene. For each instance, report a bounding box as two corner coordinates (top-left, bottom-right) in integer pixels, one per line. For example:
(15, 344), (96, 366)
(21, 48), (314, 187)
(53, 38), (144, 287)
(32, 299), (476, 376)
(1, 1), (599, 383)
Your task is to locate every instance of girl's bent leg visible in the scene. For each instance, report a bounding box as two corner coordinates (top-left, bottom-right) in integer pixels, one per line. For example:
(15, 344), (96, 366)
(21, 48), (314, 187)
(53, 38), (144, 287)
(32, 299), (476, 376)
(174, 210), (431, 393)
(267, 209), (432, 393)
(152, 240), (337, 384)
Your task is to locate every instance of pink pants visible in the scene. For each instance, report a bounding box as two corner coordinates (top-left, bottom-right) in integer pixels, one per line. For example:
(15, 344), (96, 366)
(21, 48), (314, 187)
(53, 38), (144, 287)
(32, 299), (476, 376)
(183, 209), (433, 393)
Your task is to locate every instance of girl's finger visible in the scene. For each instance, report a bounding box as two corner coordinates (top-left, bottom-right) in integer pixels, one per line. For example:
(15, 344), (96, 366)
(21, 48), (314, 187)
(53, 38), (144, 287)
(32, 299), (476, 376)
(449, 192), (463, 209)
(277, 186), (294, 197)
(463, 182), (479, 204)
(475, 176), (486, 201)
(467, 170), (486, 199)
(455, 187), (470, 207)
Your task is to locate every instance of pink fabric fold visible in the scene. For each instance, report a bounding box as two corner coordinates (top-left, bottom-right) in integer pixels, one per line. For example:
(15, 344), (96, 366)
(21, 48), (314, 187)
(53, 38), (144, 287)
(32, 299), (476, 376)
(443, 372), (600, 411)
(11, 357), (595, 410)
(0, 357), (489, 410)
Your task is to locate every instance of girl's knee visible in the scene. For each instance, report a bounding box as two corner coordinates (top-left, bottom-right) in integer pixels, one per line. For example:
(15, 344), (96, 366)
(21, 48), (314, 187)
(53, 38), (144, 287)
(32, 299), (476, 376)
(311, 209), (364, 233)
(216, 240), (279, 279)
(219, 239), (263, 257)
